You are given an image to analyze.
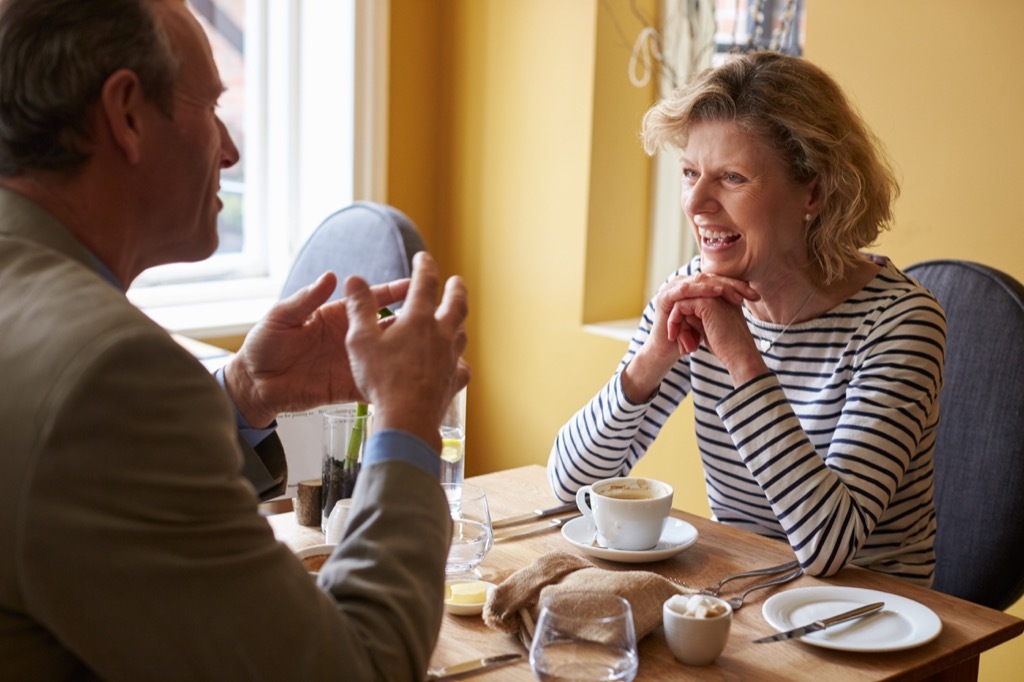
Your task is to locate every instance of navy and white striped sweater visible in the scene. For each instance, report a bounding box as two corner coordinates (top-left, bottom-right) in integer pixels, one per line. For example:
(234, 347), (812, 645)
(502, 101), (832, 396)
(548, 256), (945, 585)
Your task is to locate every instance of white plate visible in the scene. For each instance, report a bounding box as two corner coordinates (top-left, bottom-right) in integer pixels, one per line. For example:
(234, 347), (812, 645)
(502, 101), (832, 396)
(762, 586), (942, 652)
(560, 516), (698, 563)
(444, 579), (496, 617)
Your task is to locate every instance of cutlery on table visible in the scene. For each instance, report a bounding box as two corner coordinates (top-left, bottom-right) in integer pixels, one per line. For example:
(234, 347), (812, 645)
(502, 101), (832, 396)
(752, 601), (885, 643)
(518, 607), (537, 649)
(699, 560), (802, 596)
(493, 515), (580, 543)
(724, 567), (804, 610)
(667, 560), (801, 596)
(426, 652), (524, 680)
(491, 502), (577, 529)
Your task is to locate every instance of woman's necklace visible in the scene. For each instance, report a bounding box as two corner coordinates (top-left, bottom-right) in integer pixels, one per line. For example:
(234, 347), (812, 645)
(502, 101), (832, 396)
(753, 289), (816, 353)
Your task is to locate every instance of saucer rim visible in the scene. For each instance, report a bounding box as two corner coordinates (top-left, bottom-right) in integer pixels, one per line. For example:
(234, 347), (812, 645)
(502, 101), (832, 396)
(561, 516), (698, 562)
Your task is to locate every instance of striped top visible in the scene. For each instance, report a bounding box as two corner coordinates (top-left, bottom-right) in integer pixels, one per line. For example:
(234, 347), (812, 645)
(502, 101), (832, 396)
(548, 256), (945, 585)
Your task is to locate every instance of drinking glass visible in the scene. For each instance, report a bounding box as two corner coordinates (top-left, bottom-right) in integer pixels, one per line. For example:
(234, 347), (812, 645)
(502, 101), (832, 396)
(321, 403), (372, 533)
(530, 592), (638, 682)
(442, 483), (492, 576)
(440, 386), (467, 485)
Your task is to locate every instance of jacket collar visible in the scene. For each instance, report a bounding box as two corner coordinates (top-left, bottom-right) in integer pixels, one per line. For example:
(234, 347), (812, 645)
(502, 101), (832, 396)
(0, 186), (122, 290)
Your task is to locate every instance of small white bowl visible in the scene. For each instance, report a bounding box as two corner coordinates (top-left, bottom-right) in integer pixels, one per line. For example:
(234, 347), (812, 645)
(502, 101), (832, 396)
(444, 579), (496, 616)
(295, 543), (337, 575)
(663, 593), (733, 666)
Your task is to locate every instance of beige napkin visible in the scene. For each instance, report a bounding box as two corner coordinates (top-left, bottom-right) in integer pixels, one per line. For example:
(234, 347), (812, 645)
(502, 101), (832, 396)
(483, 551), (684, 642)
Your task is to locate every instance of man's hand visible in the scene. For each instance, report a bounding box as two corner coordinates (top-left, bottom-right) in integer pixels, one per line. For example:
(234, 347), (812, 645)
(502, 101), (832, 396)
(344, 252), (469, 450)
(224, 271), (412, 428)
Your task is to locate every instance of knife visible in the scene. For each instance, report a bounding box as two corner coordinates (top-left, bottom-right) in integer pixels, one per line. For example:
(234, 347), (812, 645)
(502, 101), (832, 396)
(425, 652), (524, 680)
(493, 515), (580, 543)
(491, 502), (577, 529)
(753, 601), (885, 643)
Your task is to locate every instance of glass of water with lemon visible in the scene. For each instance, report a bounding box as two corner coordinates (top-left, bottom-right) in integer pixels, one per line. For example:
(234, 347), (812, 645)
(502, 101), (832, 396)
(440, 386), (466, 485)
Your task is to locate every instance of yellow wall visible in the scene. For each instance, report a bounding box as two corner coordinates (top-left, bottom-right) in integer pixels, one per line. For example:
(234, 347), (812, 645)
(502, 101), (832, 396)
(807, 1), (1024, 278)
(389, 0), (673, 483)
(804, 3), (1024, 678)
(387, 0), (1023, 677)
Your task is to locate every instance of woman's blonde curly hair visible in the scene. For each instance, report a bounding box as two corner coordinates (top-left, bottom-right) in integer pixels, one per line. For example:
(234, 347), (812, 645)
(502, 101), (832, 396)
(642, 51), (899, 284)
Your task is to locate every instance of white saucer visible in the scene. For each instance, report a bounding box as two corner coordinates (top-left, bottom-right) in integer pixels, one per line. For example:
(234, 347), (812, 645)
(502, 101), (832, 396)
(762, 586), (942, 652)
(560, 516), (698, 563)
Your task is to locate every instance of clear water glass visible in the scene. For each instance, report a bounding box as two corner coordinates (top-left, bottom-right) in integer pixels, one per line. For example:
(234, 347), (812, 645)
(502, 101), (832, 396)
(530, 592), (638, 682)
(440, 387), (467, 485)
(442, 483), (492, 575)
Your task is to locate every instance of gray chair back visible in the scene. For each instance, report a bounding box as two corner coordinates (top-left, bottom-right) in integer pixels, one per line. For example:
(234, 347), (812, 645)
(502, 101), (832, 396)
(905, 259), (1024, 611)
(280, 201), (426, 302)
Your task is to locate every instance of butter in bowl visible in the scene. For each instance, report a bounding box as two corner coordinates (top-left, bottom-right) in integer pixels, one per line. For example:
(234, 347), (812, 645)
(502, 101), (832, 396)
(444, 579), (496, 616)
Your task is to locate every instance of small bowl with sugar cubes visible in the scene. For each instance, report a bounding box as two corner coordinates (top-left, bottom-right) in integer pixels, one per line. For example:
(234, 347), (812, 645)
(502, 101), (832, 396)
(662, 594), (733, 666)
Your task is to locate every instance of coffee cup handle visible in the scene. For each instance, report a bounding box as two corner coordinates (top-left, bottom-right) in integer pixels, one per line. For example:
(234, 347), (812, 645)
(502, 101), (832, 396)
(576, 485), (594, 518)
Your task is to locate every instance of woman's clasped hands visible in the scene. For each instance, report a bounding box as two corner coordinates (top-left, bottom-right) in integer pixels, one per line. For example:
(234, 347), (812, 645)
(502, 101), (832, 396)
(638, 272), (769, 388)
(655, 273), (758, 354)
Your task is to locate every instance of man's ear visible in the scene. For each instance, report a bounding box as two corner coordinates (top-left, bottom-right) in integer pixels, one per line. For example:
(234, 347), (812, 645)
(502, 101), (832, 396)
(98, 68), (147, 165)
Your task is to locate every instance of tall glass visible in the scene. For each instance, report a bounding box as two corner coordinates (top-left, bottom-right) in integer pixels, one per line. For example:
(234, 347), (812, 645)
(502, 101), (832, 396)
(530, 592), (638, 682)
(442, 483), (492, 576)
(321, 403), (372, 533)
(440, 386), (467, 485)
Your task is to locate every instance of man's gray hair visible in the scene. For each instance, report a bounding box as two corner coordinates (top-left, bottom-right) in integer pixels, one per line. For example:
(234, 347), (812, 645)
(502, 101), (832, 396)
(0, 0), (179, 175)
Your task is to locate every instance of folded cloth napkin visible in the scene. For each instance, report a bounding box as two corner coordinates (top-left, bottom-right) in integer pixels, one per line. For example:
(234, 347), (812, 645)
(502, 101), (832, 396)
(483, 551), (684, 642)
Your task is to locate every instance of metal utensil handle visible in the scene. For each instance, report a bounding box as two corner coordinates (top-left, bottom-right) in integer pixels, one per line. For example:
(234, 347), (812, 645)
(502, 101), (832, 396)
(704, 559), (801, 594)
(493, 515), (579, 543)
(738, 568), (804, 597)
(491, 502), (577, 529)
(728, 567), (804, 609)
(818, 601), (886, 628)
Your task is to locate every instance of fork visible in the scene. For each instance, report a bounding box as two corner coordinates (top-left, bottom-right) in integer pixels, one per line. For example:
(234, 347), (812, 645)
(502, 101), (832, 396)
(699, 559), (801, 597)
(723, 567), (803, 610)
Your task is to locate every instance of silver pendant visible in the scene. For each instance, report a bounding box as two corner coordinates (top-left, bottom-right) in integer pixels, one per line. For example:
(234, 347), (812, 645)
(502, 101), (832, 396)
(759, 337), (771, 352)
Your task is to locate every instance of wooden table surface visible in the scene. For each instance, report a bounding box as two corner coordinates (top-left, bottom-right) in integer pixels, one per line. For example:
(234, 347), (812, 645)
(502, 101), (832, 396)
(269, 465), (1024, 681)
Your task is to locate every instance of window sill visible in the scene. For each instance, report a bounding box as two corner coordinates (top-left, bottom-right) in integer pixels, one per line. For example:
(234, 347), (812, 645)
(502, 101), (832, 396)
(582, 318), (638, 343)
(138, 295), (274, 340)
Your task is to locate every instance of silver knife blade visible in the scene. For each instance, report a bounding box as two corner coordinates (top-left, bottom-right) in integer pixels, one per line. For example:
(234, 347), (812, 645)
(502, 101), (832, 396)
(753, 601), (885, 643)
(493, 515), (580, 543)
(491, 502), (577, 529)
(425, 652), (524, 680)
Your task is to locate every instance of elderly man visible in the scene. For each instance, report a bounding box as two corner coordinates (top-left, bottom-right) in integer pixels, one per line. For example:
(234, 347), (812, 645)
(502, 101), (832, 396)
(0, 0), (467, 679)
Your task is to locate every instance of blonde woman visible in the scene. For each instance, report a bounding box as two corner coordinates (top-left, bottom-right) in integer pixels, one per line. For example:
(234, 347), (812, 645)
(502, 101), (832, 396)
(549, 52), (944, 585)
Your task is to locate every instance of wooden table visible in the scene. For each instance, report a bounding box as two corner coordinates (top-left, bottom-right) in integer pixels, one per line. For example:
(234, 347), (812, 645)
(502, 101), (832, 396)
(269, 465), (1024, 681)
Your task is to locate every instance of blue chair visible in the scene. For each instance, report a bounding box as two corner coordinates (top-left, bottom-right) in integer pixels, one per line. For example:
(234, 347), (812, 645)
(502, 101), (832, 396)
(271, 202), (426, 508)
(280, 201), (426, 301)
(905, 259), (1024, 611)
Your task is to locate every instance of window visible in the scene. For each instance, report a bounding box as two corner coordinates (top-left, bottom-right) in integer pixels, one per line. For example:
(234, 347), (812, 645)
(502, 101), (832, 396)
(128, 0), (386, 338)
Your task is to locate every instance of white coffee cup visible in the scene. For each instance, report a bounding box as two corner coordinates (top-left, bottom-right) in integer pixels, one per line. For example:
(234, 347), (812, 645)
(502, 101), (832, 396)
(575, 477), (673, 551)
(662, 594), (733, 666)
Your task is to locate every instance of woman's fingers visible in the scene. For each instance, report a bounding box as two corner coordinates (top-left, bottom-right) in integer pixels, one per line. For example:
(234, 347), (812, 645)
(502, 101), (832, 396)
(660, 272), (760, 303)
(667, 300), (704, 353)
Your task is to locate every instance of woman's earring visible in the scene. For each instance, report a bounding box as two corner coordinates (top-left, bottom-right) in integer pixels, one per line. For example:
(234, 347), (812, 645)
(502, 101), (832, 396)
(804, 213), (813, 222)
